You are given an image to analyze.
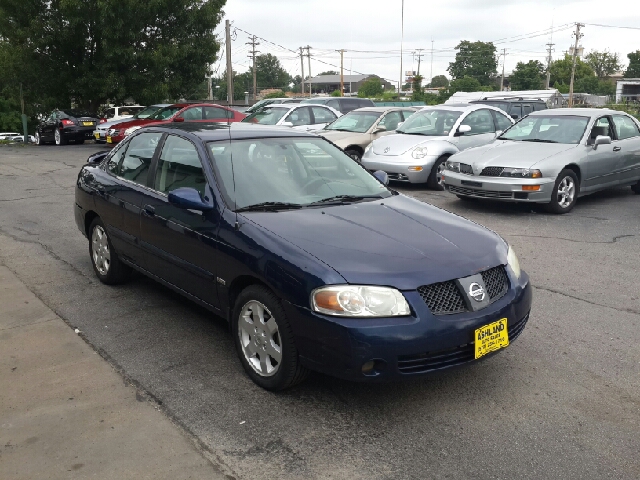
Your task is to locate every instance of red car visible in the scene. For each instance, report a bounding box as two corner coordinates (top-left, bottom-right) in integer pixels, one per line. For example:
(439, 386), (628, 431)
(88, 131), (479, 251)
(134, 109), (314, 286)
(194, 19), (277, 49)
(105, 103), (245, 144)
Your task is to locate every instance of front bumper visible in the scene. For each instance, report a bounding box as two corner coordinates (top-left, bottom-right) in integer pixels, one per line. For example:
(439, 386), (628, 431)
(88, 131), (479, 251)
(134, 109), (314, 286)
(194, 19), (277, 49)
(285, 270), (532, 381)
(361, 153), (438, 183)
(93, 128), (108, 142)
(444, 171), (555, 203)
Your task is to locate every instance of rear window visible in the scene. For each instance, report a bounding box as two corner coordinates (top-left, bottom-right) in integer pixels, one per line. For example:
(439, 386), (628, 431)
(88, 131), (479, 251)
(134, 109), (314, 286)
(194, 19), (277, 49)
(61, 110), (94, 118)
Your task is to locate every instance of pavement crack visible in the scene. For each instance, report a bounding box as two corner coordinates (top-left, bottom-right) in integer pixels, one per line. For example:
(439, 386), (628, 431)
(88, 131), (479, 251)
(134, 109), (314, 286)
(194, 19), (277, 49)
(533, 285), (640, 316)
(506, 234), (636, 245)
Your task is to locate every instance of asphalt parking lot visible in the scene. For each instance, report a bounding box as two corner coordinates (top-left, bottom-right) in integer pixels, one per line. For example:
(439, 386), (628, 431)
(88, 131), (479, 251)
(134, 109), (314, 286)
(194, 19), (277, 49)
(1, 143), (639, 479)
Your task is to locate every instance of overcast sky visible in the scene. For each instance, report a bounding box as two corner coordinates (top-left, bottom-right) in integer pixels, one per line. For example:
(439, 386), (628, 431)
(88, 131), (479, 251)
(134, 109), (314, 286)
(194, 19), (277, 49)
(218, 0), (640, 88)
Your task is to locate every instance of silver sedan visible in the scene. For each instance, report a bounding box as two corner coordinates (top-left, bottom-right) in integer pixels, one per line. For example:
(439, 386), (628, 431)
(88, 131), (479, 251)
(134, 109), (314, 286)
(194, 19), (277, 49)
(360, 104), (514, 189)
(443, 108), (640, 213)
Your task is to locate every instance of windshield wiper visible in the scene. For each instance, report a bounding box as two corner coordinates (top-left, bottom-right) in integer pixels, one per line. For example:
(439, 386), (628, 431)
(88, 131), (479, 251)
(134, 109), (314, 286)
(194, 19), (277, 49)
(308, 194), (384, 205)
(521, 139), (558, 143)
(327, 128), (354, 132)
(235, 202), (303, 212)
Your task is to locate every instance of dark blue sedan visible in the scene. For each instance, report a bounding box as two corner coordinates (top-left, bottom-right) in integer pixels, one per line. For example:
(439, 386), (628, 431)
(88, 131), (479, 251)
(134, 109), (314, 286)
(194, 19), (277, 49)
(75, 123), (532, 390)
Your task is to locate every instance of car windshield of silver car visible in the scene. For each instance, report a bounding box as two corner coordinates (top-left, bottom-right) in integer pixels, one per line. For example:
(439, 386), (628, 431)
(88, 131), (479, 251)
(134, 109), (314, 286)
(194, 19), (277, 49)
(208, 137), (391, 211)
(498, 115), (589, 144)
(396, 110), (462, 136)
(324, 112), (381, 133)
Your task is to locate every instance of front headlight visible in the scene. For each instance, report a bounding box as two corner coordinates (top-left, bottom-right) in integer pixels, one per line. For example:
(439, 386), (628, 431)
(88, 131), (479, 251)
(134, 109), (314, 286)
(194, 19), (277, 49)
(124, 126), (141, 136)
(446, 160), (460, 173)
(500, 168), (542, 178)
(364, 143), (372, 154)
(507, 245), (521, 279)
(411, 146), (428, 159)
(311, 285), (411, 317)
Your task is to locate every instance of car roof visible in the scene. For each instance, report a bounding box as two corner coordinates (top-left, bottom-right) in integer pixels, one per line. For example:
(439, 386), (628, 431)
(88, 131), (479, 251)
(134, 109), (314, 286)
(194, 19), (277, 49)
(470, 98), (546, 103)
(528, 108), (618, 117)
(143, 122), (317, 141)
(348, 106), (418, 113)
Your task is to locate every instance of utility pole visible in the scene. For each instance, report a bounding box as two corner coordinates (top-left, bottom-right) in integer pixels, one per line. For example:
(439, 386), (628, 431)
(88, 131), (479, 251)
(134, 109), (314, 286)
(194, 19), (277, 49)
(568, 23), (584, 108)
(415, 48), (425, 77)
(246, 35), (260, 101)
(430, 39), (434, 86)
(305, 46), (312, 97)
(545, 42), (555, 89)
(499, 48), (508, 91)
(399, 0), (404, 94)
(299, 47), (305, 97)
(225, 20), (234, 104)
(337, 49), (345, 96)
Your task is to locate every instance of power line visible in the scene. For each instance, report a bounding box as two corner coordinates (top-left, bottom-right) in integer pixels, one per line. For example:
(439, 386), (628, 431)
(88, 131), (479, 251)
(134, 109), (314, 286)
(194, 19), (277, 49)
(584, 22), (640, 31)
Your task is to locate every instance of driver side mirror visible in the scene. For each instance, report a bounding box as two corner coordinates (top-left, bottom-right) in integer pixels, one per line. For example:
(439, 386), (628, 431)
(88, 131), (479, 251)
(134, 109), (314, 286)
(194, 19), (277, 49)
(280, 121), (293, 127)
(173, 117), (185, 122)
(87, 151), (108, 164)
(593, 135), (611, 150)
(168, 187), (213, 211)
(454, 124), (472, 137)
(373, 125), (387, 134)
(372, 170), (389, 186)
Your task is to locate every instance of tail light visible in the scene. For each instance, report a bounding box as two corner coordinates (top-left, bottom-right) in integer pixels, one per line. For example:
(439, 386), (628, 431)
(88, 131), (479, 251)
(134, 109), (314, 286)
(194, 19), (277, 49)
(100, 118), (107, 124)
(61, 119), (75, 127)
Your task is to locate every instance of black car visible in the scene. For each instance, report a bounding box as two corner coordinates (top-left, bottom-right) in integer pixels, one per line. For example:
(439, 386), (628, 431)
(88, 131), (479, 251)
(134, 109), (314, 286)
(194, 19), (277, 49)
(35, 109), (100, 146)
(75, 123), (531, 390)
(300, 97), (375, 114)
(470, 98), (547, 120)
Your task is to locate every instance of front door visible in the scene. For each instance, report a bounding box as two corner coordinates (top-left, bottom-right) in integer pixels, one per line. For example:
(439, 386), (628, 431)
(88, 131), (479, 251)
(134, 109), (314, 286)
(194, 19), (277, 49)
(138, 133), (221, 309)
(456, 109), (498, 151)
(583, 116), (620, 191)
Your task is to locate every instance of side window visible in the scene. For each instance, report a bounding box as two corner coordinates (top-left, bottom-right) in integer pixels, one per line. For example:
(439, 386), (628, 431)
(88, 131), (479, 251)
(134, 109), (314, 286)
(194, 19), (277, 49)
(378, 111), (403, 130)
(510, 105), (522, 119)
(401, 110), (416, 121)
(612, 115), (640, 140)
(589, 117), (615, 143)
(120, 132), (161, 184)
(106, 142), (128, 175)
(493, 111), (513, 132)
(154, 135), (206, 197)
(179, 107), (203, 121)
(460, 109), (496, 135)
(343, 99), (362, 112)
(311, 106), (337, 124)
(523, 104), (533, 116)
(285, 107), (311, 126)
(327, 100), (340, 110)
(204, 106), (228, 120)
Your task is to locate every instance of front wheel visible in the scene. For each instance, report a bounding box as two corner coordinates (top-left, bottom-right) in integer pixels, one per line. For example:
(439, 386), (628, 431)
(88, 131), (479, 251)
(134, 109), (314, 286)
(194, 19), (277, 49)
(88, 218), (131, 284)
(34, 131), (42, 145)
(427, 155), (449, 190)
(545, 169), (578, 214)
(232, 286), (309, 390)
(632, 181), (640, 194)
(345, 148), (362, 162)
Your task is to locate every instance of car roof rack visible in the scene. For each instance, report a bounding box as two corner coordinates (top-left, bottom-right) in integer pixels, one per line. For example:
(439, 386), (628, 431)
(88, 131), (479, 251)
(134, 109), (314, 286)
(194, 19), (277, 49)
(476, 96), (545, 102)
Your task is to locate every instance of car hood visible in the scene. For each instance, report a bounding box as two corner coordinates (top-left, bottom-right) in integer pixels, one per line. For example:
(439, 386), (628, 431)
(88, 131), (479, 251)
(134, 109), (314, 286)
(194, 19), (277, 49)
(319, 130), (366, 145)
(97, 118), (133, 130)
(242, 194), (506, 290)
(372, 133), (450, 155)
(453, 140), (578, 170)
(109, 118), (163, 130)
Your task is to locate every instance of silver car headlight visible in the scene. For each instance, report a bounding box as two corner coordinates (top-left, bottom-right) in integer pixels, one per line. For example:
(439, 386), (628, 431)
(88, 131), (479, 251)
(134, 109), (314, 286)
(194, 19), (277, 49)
(507, 245), (521, 279)
(364, 143), (373, 154)
(124, 126), (141, 136)
(411, 146), (428, 159)
(500, 168), (542, 178)
(446, 160), (460, 173)
(311, 285), (411, 317)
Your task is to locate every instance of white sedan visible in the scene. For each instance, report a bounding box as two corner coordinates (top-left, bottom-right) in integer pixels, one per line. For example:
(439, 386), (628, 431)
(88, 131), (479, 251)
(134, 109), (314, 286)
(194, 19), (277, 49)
(241, 104), (341, 131)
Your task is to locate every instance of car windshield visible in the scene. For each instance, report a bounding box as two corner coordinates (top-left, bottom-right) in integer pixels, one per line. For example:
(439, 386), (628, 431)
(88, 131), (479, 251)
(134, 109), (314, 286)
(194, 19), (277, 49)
(247, 99), (275, 113)
(61, 110), (94, 118)
(208, 137), (391, 210)
(396, 109), (462, 136)
(324, 111), (381, 133)
(135, 106), (163, 119)
(499, 115), (589, 144)
(148, 106), (183, 120)
(242, 107), (289, 125)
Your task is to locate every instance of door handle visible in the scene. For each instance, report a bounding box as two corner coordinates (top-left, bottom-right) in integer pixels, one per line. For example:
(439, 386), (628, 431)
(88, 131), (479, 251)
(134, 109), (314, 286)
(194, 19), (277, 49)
(143, 204), (155, 216)
(613, 146), (621, 152)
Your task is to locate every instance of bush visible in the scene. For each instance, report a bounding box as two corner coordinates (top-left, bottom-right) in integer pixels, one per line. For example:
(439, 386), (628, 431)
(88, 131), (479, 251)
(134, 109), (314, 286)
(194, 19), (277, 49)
(330, 90), (341, 97)
(263, 91), (284, 99)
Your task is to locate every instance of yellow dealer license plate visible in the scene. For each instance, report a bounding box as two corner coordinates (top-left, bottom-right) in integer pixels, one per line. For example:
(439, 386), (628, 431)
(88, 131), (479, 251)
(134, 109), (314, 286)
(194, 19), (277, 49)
(94, 133), (100, 139)
(474, 318), (509, 359)
(83, 121), (94, 126)
(106, 136), (112, 144)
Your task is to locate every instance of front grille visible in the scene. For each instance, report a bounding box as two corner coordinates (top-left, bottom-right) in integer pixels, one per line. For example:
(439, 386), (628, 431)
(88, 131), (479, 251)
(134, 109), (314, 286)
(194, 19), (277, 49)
(387, 173), (409, 181)
(397, 312), (530, 374)
(480, 166), (505, 176)
(448, 185), (513, 199)
(417, 281), (466, 315)
(460, 163), (474, 175)
(418, 266), (510, 315)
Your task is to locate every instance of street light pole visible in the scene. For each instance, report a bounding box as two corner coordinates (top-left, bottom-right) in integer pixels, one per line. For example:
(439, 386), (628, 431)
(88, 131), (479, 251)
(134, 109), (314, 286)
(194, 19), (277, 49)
(399, 0), (404, 95)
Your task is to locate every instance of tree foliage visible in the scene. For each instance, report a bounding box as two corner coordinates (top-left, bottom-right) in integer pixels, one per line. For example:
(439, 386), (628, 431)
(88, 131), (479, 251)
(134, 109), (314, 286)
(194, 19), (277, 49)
(253, 54), (292, 89)
(448, 41), (497, 86)
(509, 60), (544, 90)
(626, 51), (640, 78)
(357, 78), (384, 98)
(449, 76), (483, 93)
(429, 75), (449, 88)
(585, 50), (622, 79)
(0, 0), (225, 112)
(549, 55), (595, 87)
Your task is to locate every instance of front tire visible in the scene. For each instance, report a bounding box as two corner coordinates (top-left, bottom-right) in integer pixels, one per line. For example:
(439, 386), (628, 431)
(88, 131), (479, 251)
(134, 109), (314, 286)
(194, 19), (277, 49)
(232, 286), (309, 391)
(345, 148), (362, 162)
(88, 218), (131, 284)
(34, 131), (42, 145)
(545, 169), (578, 214)
(427, 155), (449, 190)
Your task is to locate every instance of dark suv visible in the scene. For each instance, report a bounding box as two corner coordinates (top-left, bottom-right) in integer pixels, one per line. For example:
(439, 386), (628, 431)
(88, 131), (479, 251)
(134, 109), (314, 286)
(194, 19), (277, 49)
(470, 98), (547, 120)
(300, 97), (375, 114)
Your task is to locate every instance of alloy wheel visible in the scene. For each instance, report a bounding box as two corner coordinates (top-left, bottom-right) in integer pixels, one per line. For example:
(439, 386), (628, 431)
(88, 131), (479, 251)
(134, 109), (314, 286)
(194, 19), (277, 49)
(54, 129), (61, 145)
(35, 132), (41, 145)
(238, 300), (282, 377)
(556, 175), (575, 208)
(91, 225), (111, 275)
(436, 161), (446, 187)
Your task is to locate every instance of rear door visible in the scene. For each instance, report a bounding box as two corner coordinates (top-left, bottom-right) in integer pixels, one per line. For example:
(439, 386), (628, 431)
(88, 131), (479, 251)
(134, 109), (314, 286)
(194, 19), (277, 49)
(203, 106), (231, 123)
(611, 114), (640, 184)
(178, 106), (204, 121)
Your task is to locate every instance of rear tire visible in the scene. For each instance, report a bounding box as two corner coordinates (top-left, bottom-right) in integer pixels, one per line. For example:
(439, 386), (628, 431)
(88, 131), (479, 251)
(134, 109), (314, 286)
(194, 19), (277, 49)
(88, 218), (131, 284)
(232, 285), (309, 391)
(345, 148), (362, 162)
(427, 155), (449, 190)
(632, 181), (640, 194)
(76, 138), (85, 145)
(545, 169), (579, 214)
(54, 128), (68, 146)
(34, 131), (42, 145)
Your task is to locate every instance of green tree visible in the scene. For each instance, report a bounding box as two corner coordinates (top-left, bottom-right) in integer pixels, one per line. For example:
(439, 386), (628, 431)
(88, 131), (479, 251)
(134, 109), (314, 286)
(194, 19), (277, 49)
(447, 41), (497, 86)
(449, 76), (482, 93)
(625, 51), (640, 78)
(549, 55), (595, 88)
(0, 0), (225, 112)
(330, 90), (342, 97)
(255, 54), (291, 89)
(509, 60), (544, 90)
(584, 50), (622, 79)
(357, 78), (384, 98)
(429, 75), (449, 88)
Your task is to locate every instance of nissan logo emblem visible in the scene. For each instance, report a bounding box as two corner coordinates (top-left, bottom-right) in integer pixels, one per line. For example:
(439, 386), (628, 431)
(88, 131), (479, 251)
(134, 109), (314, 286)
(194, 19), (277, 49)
(469, 282), (485, 302)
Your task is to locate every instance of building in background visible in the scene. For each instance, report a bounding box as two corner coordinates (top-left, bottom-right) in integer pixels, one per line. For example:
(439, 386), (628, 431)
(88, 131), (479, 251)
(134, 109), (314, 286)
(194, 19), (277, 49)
(616, 79), (640, 103)
(308, 74), (394, 95)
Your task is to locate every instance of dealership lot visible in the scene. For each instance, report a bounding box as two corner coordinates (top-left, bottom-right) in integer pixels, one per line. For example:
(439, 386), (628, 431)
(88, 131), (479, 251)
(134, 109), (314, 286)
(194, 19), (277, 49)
(0, 144), (638, 479)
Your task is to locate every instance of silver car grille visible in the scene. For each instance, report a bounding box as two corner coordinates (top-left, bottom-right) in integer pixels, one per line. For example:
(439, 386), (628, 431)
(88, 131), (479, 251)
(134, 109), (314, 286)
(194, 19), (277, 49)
(480, 167), (505, 177)
(448, 185), (513, 199)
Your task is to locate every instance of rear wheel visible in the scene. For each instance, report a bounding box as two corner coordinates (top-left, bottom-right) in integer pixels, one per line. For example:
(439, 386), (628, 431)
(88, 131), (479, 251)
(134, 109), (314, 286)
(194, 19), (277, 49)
(54, 128), (68, 146)
(232, 285), (309, 390)
(545, 169), (578, 214)
(76, 138), (85, 145)
(34, 131), (42, 145)
(88, 218), (131, 284)
(427, 155), (449, 190)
